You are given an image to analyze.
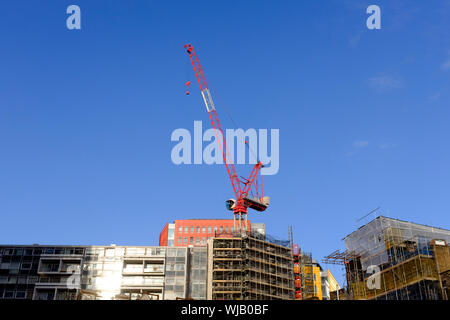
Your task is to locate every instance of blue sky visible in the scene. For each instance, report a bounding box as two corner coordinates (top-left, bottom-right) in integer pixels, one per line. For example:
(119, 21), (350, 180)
(1, 1), (449, 286)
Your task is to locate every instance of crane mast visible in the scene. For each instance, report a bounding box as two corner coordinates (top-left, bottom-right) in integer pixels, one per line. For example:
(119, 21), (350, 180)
(184, 44), (269, 234)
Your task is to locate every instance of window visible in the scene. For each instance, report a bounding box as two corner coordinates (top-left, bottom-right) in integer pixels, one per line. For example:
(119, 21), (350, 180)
(214, 226), (217, 233)
(231, 227), (234, 233)
(105, 248), (116, 257)
(219, 226), (223, 233)
(202, 226), (205, 233)
(184, 238), (187, 244)
(208, 227), (211, 234)
(196, 237), (199, 244)
(190, 237), (193, 243)
(122, 276), (144, 285)
(201, 237), (205, 244)
(66, 248), (75, 255)
(124, 263), (143, 273)
(21, 262), (31, 270)
(179, 226), (182, 233)
(177, 248), (186, 257)
(175, 264), (184, 271)
(175, 285), (184, 292)
(143, 276), (164, 286)
(27, 276), (38, 284)
(185, 227), (188, 233)
(225, 226), (229, 233)
(190, 226), (194, 233)
(196, 226), (200, 233)
(178, 237), (182, 244)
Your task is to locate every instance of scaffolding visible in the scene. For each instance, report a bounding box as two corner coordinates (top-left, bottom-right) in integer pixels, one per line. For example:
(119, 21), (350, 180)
(292, 244), (302, 300)
(76, 289), (101, 300)
(324, 216), (450, 300)
(210, 232), (294, 300)
(299, 252), (320, 300)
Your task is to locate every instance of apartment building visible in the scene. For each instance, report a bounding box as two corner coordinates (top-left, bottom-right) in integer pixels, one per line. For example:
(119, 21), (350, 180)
(0, 245), (200, 300)
(207, 231), (294, 300)
(1, 224), (297, 301)
(321, 270), (340, 300)
(325, 216), (450, 300)
(159, 219), (265, 247)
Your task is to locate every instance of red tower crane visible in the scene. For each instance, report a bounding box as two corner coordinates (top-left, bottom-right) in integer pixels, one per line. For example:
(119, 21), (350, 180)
(184, 43), (269, 233)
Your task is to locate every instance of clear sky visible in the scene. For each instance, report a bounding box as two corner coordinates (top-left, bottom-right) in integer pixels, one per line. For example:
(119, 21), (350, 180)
(1, 1), (449, 286)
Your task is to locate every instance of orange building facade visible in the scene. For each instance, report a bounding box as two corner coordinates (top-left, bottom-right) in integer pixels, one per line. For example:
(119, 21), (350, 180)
(159, 219), (251, 247)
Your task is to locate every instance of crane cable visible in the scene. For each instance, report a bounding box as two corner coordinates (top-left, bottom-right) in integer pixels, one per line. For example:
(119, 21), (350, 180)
(208, 84), (260, 164)
(208, 83), (263, 200)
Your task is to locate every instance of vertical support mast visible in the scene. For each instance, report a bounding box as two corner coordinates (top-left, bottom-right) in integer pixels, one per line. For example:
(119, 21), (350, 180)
(184, 44), (241, 197)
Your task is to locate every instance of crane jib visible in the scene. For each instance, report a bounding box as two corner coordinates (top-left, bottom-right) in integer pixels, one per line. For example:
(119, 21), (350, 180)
(185, 43), (268, 217)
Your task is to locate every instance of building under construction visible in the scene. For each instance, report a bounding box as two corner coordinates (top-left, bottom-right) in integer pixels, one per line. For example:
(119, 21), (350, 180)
(207, 231), (294, 300)
(299, 253), (323, 300)
(324, 216), (450, 300)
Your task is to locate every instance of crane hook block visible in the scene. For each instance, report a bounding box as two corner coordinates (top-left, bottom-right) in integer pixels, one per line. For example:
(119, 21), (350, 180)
(185, 81), (191, 95)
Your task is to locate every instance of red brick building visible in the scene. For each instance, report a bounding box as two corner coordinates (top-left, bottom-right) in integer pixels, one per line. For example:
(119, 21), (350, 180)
(159, 219), (252, 247)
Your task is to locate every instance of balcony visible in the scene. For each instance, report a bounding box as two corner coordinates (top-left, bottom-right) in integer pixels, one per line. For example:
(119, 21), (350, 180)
(144, 264), (164, 274)
(35, 276), (74, 286)
(55, 290), (77, 300)
(60, 264), (81, 273)
(123, 261), (164, 275)
(38, 260), (81, 274)
(124, 247), (166, 258)
(38, 264), (60, 274)
(123, 265), (144, 274)
(121, 276), (164, 287)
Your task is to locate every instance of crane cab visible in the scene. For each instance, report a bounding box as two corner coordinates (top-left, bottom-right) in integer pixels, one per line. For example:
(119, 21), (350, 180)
(225, 199), (236, 211)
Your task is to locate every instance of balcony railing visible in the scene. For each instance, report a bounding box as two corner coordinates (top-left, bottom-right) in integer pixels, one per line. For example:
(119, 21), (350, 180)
(39, 265), (81, 273)
(38, 266), (60, 273)
(36, 276), (68, 284)
(60, 266), (81, 273)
